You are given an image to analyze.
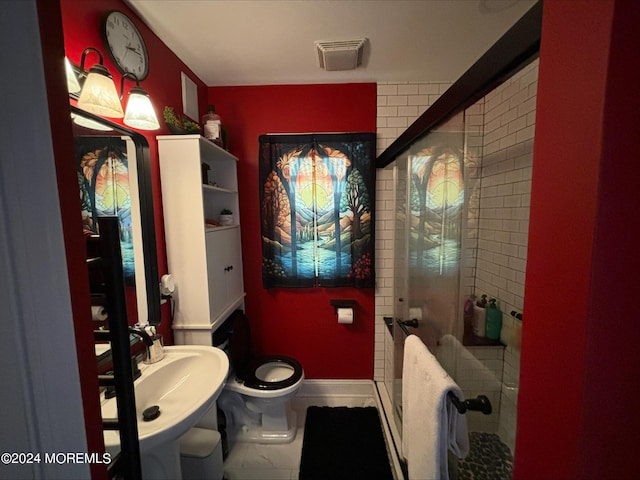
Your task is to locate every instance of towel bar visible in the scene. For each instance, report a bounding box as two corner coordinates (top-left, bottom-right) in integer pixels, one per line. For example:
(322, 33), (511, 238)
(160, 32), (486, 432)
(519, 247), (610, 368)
(447, 392), (492, 415)
(396, 318), (419, 336)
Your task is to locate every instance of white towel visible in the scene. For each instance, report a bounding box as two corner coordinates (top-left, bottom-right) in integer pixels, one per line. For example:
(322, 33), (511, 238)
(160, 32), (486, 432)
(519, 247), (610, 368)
(402, 334), (469, 480)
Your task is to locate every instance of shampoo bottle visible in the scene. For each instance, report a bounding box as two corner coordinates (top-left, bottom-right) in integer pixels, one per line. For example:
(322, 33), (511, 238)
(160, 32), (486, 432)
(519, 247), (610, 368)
(485, 298), (502, 340)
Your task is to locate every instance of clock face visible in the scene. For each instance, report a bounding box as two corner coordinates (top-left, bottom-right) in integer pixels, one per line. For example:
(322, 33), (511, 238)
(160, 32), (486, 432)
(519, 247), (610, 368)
(103, 11), (149, 80)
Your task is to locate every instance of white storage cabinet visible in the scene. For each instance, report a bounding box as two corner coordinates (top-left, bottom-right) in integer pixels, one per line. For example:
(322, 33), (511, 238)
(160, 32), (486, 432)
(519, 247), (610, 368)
(158, 134), (245, 345)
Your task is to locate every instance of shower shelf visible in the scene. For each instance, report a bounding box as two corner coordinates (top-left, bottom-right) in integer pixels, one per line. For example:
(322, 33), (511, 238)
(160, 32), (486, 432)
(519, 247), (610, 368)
(462, 332), (505, 348)
(463, 322), (505, 347)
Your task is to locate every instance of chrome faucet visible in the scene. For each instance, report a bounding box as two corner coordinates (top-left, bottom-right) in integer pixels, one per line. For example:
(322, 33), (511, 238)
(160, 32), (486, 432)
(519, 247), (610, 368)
(128, 326), (164, 364)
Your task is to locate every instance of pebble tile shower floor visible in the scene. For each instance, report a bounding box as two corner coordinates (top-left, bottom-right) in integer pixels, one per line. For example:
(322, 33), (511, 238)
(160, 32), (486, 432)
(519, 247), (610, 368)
(456, 432), (514, 480)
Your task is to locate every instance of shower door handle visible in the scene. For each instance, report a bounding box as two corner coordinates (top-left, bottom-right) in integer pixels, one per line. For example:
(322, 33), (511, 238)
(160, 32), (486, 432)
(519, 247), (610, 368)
(400, 319), (419, 328)
(396, 318), (419, 336)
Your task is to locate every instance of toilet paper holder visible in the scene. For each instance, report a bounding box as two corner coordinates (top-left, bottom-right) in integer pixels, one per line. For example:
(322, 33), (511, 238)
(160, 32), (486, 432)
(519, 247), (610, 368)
(329, 299), (356, 311)
(330, 299), (356, 324)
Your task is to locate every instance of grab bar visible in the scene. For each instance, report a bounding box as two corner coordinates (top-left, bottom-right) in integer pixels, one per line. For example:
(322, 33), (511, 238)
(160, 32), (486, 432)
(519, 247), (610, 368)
(447, 392), (492, 415)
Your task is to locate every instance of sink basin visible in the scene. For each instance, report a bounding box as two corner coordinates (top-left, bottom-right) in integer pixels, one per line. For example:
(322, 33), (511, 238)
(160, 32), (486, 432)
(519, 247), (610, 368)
(102, 345), (229, 454)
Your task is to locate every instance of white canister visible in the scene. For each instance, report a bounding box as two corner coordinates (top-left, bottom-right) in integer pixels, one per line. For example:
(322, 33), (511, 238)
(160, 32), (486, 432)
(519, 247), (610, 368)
(219, 214), (234, 226)
(472, 305), (486, 337)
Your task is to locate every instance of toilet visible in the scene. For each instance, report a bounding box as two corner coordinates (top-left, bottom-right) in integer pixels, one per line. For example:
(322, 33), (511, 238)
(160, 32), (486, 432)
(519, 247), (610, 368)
(215, 310), (304, 444)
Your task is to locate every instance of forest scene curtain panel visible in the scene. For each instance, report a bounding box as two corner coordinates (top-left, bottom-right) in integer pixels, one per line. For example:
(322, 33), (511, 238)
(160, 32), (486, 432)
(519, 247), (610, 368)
(259, 133), (376, 288)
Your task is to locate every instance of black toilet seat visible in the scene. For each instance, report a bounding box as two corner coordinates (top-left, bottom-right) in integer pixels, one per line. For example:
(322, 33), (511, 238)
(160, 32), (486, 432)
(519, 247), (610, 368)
(240, 355), (303, 391)
(221, 310), (304, 391)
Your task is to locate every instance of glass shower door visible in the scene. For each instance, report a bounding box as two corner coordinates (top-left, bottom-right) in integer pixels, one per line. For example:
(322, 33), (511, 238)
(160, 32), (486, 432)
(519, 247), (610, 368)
(391, 112), (465, 435)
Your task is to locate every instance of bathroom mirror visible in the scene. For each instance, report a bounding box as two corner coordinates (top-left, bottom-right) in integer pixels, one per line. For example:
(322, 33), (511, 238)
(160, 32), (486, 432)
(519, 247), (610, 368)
(71, 105), (161, 338)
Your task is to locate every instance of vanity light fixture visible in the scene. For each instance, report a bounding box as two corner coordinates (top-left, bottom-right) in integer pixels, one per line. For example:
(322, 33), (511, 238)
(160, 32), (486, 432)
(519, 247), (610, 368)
(64, 57), (81, 94)
(120, 73), (160, 131)
(77, 47), (124, 118)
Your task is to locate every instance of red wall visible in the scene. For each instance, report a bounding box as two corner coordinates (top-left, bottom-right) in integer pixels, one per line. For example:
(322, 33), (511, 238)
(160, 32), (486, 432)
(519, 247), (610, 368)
(209, 84), (377, 379)
(60, 0), (378, 381)
(515, 1), (640, 478)
(57, 1), (212, 471)
(60, 0), (212, 342)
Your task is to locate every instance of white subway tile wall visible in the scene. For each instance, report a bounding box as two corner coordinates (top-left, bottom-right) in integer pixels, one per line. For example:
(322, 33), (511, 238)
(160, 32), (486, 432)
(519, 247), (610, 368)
(376, 81), (452, 158)
(475, 59), (537, 453)
(459, 346), (504, 434)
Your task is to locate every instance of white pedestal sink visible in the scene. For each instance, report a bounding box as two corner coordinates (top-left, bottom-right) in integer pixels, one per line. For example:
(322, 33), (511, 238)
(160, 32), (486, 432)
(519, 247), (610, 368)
(102, 345), (229, 479)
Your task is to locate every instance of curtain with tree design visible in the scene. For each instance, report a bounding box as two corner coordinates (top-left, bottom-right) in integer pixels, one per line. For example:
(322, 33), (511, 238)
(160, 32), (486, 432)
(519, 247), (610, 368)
(259, 133), (376, 288)
(76, 136), (135, 283)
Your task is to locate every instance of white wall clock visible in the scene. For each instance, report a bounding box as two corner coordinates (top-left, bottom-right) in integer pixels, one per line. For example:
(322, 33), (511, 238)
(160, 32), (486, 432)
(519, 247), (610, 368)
(102, 10), (149, 81)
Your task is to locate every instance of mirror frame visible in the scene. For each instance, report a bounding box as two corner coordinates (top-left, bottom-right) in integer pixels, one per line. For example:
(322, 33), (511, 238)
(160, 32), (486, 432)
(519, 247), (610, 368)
(71, 104), (161, 326)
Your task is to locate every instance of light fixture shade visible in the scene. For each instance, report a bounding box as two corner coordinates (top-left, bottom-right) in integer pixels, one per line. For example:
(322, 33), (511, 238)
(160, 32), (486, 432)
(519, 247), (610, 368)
(70, 113), (113, 131)
(78, 65), (124, 118)
(124, 86), (160, 130)
(65, 57), (81, 94)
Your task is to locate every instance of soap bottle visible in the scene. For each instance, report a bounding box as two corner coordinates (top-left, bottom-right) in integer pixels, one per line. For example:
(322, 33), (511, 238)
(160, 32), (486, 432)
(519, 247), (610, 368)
(202, 104), (224, 147)
(485, 298), (502, 340)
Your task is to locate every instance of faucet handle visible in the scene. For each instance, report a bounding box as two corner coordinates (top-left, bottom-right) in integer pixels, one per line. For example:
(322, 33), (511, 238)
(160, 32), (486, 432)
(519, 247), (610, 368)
(128, 326), (154, 346)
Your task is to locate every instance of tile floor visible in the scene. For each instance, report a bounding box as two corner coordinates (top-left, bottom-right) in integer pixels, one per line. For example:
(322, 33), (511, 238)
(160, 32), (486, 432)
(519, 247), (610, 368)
(222, 393), (389, 480)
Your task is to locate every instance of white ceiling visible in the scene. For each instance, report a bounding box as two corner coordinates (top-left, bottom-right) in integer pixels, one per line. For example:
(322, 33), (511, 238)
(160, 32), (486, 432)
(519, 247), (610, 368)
(127, 0), (536, 87)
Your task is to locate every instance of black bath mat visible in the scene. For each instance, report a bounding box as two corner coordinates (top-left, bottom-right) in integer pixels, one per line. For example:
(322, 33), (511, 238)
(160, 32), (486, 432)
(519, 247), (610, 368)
(299, 406), (394, 480)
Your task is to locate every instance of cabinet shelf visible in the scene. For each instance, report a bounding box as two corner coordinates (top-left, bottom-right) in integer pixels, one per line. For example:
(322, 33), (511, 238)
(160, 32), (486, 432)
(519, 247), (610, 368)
(203, 184), (236, 194)
(205, 224), (238, 232)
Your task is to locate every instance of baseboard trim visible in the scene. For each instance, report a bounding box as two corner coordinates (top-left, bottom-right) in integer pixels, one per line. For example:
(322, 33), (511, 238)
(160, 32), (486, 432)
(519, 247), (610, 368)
(298, 379), (375, 398)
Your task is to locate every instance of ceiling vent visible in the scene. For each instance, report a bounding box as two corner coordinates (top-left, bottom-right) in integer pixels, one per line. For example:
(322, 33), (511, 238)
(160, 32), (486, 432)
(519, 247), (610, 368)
(315, 38), (367, 71)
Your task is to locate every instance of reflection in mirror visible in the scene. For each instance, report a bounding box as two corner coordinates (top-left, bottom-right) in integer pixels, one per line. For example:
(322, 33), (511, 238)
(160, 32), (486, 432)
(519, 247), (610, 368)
(76, 137), (139, 286)
(70, 106), (160, 363)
